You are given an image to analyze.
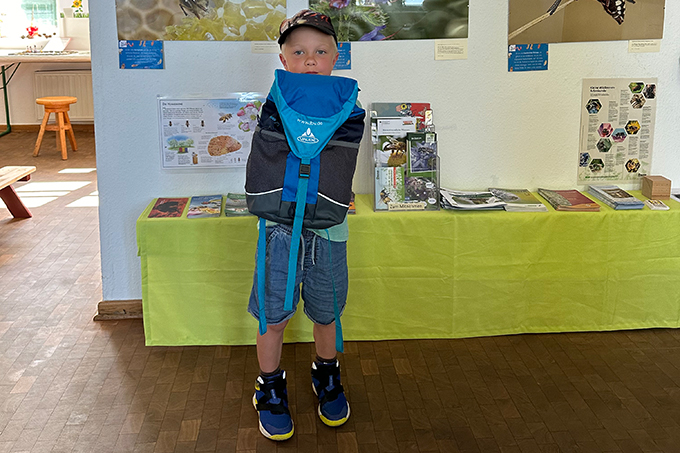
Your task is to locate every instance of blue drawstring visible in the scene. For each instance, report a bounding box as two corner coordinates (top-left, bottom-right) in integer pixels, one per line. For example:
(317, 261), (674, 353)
(257, 217), (267, 336)
(326, 229), (343, 353)
(284, 159), (310, 311)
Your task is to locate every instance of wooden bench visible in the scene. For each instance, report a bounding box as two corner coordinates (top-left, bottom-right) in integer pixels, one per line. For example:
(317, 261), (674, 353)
(0, 166), (36, 218)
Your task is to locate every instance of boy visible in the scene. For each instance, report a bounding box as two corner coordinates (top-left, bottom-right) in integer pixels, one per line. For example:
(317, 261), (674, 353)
(245, 10), (365, 441)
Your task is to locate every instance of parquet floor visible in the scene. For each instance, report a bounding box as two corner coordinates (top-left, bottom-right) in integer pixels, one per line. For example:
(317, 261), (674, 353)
(2, 130), (680, 452)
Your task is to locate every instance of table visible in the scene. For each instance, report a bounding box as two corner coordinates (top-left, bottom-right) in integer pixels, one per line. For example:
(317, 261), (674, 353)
(137, 193), (680, 346)
(0, 166), (36, 218)
(0, 50), (91, 137)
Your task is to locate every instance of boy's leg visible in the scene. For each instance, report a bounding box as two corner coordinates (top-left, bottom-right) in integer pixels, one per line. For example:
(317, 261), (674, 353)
(257, 320), (289, 373)
(311, 324), (350, 427)
(248, 224), (305, 442)
(252, 321), (295, 441)
(313, 321), (336, 361)
(302, 235), (350, 427)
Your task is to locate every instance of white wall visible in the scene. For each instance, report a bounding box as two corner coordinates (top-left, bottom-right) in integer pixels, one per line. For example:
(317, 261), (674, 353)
(89, 1), (680, 302)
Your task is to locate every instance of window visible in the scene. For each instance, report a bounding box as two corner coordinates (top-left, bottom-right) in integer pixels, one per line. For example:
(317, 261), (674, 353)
(21, 0), (57, 29)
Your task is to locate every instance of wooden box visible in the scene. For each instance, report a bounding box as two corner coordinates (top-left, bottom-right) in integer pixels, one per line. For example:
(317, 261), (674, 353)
(641, 175), (671, 199)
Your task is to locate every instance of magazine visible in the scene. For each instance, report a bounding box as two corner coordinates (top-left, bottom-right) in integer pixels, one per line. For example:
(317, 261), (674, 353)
(375, 167), (405, 211)
(374, 118), (416, 167)
(488, 188), (548, 212)
(587, 185), (644, 210)
(669, 189), (680, 204)
(406, 132), (437, 175)
(440, 188), (506, 210)
(148, 198), (188, 218)
(224, 193), (250, 216)
(371, 102), (432, 132)
(537, 189), (600, 212)
(348, 192), (356, 215)
(187, 195), (222, 218)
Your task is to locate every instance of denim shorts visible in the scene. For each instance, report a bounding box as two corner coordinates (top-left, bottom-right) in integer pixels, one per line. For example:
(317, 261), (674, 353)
(248, 224), (348, 326)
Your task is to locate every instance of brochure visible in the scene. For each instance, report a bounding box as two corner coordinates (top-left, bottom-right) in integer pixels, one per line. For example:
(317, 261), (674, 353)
(224, 193), (250, 216)
(488, 188), (548, 212)
(375, 167), (405, 211)
(187, 195), (222, 218)
(537, 189), (600, 212)
(148, 198), (188, 218)
(587, 185), (644, 210)
(440, 188), (506, 210)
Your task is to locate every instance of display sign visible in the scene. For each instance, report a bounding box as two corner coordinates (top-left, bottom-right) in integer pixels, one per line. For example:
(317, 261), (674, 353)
(508, 44), (548, 72)
(118, 40), (164, 69)
(158, 95), (265, 169)
(578, 78), (657, 183)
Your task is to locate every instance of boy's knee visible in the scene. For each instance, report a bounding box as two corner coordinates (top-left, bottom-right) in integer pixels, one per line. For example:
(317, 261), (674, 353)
(266, 319), (289, 334)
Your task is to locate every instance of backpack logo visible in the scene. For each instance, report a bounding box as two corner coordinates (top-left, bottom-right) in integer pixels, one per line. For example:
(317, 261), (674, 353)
(297, 128), (319, 144)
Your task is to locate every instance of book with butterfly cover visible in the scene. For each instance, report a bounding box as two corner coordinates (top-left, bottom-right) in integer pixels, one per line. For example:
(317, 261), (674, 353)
(148, 198), (188, 218)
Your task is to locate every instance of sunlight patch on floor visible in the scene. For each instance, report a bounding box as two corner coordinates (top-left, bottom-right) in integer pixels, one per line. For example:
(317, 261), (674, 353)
(58, 168), (97, 174)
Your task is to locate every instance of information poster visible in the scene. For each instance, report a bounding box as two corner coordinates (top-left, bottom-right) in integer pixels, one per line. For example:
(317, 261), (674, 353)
(578, 78), (657, 183)
(158, 95), (265, 169)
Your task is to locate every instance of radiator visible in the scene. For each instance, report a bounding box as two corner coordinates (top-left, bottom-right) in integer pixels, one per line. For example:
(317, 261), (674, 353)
(33, 70), (94, 122)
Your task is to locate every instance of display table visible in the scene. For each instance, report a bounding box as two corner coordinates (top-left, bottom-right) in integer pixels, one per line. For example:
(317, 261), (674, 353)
(137, 193), (680, 346)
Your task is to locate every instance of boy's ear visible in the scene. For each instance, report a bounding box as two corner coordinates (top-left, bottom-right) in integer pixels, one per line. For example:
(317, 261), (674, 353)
(332, 49), (339, 66)
(279, 53), (289, 71)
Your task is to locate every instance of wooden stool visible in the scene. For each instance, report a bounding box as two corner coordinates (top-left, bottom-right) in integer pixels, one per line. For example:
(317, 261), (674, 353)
(34, 96), (78, 160)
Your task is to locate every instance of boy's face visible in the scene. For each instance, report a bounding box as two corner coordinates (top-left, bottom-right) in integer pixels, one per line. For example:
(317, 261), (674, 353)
(279, 26), (338, 76)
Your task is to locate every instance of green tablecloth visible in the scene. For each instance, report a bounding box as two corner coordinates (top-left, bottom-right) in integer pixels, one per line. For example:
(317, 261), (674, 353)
(137, 193), (680, 346)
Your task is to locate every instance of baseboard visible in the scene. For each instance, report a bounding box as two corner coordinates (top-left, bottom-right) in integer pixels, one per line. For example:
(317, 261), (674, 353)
(1, 124), (95, 132)
(93, 299), (143, 321)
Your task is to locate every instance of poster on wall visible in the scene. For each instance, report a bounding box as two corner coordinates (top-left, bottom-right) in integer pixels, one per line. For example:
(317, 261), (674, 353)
(158, 95), (265, 169)
(578, 78), (657, 184)
(115, 0), (286, 41)
(508, 0), (665, 45)
(309, 0), (468, 41)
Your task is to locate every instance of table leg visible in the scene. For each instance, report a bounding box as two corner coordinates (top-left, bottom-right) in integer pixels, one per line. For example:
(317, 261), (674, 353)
(0, 65), (11, 138)
(0, 185), (32, 218)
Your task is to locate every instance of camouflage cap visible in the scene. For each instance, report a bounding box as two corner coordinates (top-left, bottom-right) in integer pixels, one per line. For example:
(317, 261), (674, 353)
(278, 9), (337, 46)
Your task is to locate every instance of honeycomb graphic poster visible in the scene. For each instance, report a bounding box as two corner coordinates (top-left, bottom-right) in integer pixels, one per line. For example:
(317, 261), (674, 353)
(115, 0), (286, 41)
(578, 78), (657, 184)
(509, 0), (665, 45)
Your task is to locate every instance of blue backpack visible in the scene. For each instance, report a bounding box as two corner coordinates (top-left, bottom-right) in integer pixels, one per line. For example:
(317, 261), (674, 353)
(245, 70), (366, 352)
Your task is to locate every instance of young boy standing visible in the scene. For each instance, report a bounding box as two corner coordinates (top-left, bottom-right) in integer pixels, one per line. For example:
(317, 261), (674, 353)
(245, 10), (365, 441)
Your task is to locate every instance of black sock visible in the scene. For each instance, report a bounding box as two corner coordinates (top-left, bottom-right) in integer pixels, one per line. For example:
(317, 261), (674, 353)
(260, 367), (281, 378)
(315, 355), (337, 365)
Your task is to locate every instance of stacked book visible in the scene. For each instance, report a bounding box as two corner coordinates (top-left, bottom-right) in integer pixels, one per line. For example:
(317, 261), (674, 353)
(488, 188), (548, 212)
(587, 185), (644, 210)
(440, 188), (506, 211)
(537, 188), (600, 212)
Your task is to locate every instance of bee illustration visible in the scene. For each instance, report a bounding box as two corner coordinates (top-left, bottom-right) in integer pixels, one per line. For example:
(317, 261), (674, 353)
(219, 113), (232, 123)
(380, 189), (392, 205)
(179, 0), (210, 18)
(383, 138), (407, 167)
(547, 0), (635, 24)
(186, 120), (190, 127)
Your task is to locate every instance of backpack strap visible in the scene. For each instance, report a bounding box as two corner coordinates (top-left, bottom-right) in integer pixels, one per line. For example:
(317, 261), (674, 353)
(257, 217), (267, 335)
(284, 158), (311, 311)
(324, 229), (344, 353)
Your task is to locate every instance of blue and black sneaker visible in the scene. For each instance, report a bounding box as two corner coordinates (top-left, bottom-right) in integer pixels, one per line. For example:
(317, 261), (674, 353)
(311, 360), (350, 426)
(252, 370), (294, 441)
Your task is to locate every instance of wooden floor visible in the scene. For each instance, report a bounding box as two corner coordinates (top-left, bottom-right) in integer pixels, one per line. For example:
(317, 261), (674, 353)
(2, 130), (680, 453)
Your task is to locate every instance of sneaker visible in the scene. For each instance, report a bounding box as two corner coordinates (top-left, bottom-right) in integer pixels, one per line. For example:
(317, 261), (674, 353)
(252, 370), (294, 441)
(311, 360), (350, 426)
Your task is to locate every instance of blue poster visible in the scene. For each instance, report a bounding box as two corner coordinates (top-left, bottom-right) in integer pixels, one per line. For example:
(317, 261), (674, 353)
(119, 40), (164, 70)
(508, 44), (548, 72)
(334, 42), (351, 71)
